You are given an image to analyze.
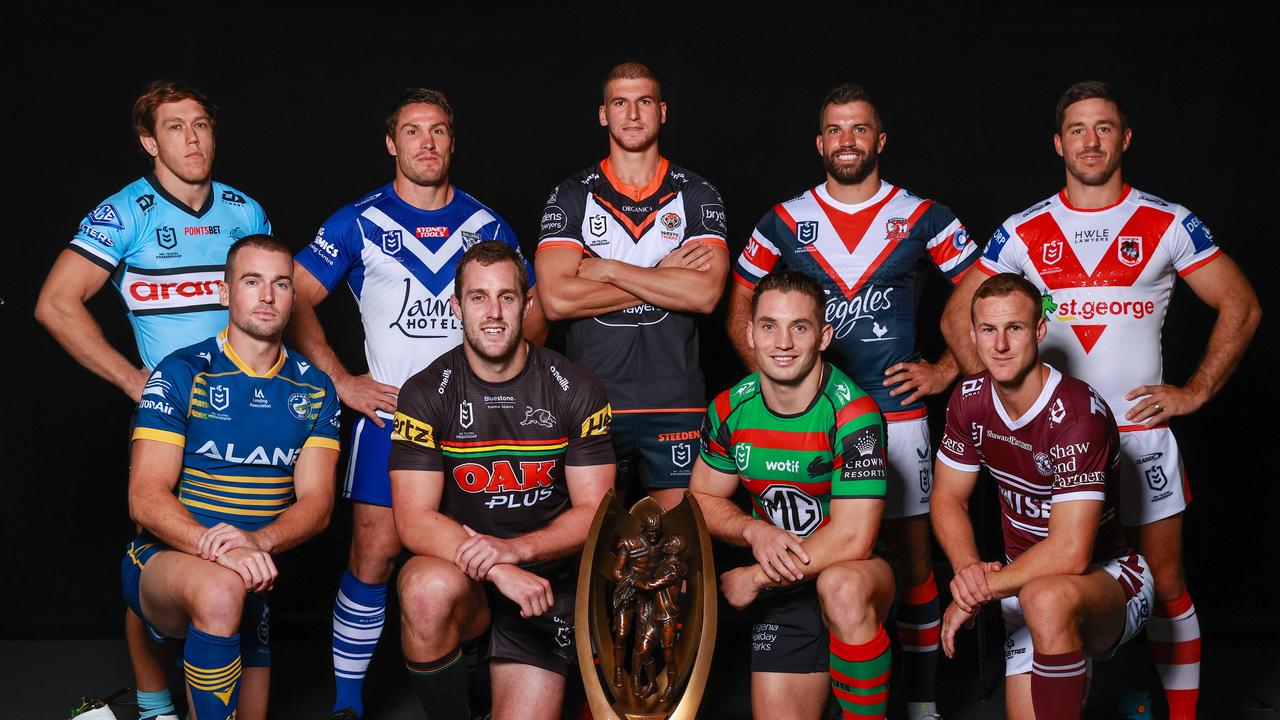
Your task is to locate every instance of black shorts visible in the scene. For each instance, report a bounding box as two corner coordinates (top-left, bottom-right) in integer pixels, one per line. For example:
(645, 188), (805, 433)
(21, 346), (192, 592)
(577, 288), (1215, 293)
(483, 572), (576, 675)
(611, 411), (702, 491)
(749, 583), (829, 674)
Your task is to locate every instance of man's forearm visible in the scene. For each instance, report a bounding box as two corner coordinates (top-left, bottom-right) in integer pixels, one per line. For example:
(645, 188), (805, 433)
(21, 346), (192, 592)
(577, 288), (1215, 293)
(693, 493), (759, 546)
(250, 493), (332, 554)
(396, 508), (470, 560)
(931, 496), (983, 572)
(538, 273), (643, 320)
(943, 269), (984, 375)
(131, 489), (211, 556)
(726, 285), (758, 372)
(1184, 295), (1262, 403)
(983, 537), (1088, 600)
(287, 301), (354, 381)
(509, 505), (596, 563)
(37, 299), (144, 399)
(603, 263), (724, 315)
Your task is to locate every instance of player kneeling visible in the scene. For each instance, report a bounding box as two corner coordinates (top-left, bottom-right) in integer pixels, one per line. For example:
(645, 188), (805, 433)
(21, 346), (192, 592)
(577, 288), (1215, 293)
(124, 235), (340, 720)
(388, 242), (615, 720)
(932, 273), (1154, 720)
(692, 271), (896, 720)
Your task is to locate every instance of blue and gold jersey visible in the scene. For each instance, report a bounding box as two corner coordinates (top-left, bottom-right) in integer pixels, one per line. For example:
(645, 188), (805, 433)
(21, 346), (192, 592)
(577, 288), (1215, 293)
(132, 329), (341, 530)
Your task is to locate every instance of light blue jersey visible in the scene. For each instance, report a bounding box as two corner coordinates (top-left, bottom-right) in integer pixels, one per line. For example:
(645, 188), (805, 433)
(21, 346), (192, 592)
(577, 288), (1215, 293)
(69, 174), (271, 369)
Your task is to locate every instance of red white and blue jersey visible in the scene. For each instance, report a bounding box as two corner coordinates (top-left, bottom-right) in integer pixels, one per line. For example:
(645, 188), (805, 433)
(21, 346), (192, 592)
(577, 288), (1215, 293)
(297, 184), (531, 389)
(735, 181), (979, 417)
(979, 186), (1221, 422)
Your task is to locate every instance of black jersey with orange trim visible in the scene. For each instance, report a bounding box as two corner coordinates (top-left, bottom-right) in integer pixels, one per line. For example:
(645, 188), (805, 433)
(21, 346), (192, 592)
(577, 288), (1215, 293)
(537, 158), (727, 412)
(388, 343), (614, 576)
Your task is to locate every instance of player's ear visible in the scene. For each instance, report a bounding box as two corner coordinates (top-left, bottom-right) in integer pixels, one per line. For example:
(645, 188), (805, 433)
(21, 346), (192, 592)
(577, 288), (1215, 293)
(219, 276), (230, 308)
(659, 101), (667, 125)
(1053, 133), (1064, 158)
(139, 133), (159, 159)
(1035, 315), (1047, 343)
(385, 134), (397, 157)
(1121, 127), (1132, 152)
(450, 293), (462, 320)
(746, 318), (756, 350)
(876, 130), (887, 154)
(819, 323), (834, 352)
(599, 104), (608, 127)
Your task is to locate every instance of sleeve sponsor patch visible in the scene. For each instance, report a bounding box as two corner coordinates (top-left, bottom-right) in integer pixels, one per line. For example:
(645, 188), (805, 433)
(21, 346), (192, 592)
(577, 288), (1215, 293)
(1181, 213), (1216, 253)
(580, 404), (612, 437)
(391, 411), (435, 449)
(983, 226), (1010, 261)
(88, 204), (125, 229)
(541, 205), (568, 235)
(701, 203), (727, 235)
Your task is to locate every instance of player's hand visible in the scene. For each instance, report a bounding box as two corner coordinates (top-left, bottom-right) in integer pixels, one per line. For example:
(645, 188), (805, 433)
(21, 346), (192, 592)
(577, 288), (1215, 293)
(197, 523), (260, 560)
(719, 566), (765, 610)
(742, 520), (810, 583)
(1124, 383), (1204, 427)
(577, 258), (617, 283)
(488, 564), (554, 618)
(883, 359), (956, 406)
(334, 372), (399, 427)
(658, 241), (715, 271)
(940, 600), (978, 659)
(950, 561), (1001, 613)
(124, 367), (152, 404)
(455, 525), (522, 580)
(216, 547), (278, 593)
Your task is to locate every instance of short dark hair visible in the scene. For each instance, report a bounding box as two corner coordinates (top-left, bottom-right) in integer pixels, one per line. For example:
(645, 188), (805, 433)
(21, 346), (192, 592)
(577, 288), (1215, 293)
(751, 271), (827, 323)
(386, 88), (454, 136)
(603, 62), (661, 101)
(972, 273), (1044, 322)
(454, 241), (528, 298)
(1055, 80), (1128, 132)
(819, 84), (883, 132)
(132, 80), (216, 137)
(225, 234), (292, 279)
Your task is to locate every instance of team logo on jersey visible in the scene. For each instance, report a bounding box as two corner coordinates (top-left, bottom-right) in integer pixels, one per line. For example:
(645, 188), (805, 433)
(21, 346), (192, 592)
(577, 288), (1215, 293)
(136, 194), (155, 213)
(1049, 398), (1067, 424)
(1034, 452), (1054, 476)
(796, 221), (819, 245)
(1042, 239), (1064, 265)
(1118, 236), (1143, 266)
(209, 385), (231, 411)
(660, 212), (682, 231)
(522, 406), (556, 428)
(462, 231), (483, 249)
(459, 400), (474, 429)
(382, 229), (403, 255)
(589, 215), (608, 237)
(885, 218), (909, 243)
(734, 443), (751, 471)
(1145, 464), (1168, 491)
(155, 226), (177, 250)
(88, 204), (125, 229)
(671, 443), (692, 468)
(759, 484), (821, 536)
(288, 393), (311, 420)
(221, 189), (246, 206)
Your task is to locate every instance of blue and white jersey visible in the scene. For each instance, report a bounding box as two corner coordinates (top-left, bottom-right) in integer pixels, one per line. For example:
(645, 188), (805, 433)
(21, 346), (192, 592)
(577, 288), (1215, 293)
(296, 184), (532, 388)
(132, 329), (341, 531)
(68, 174), (272, 369)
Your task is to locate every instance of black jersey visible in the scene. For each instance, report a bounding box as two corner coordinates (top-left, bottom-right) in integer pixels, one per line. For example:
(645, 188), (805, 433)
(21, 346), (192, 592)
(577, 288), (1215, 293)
(389, 343), (615, 573)
(537, 158), (727, 411)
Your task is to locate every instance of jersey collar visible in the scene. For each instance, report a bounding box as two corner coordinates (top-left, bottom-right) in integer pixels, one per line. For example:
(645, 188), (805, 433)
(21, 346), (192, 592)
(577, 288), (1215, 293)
(600, 157), (669, 202)
(813, 180), (893, 214)
(1057, 184), (1132, 213)
(144, 173), (215, 219)
(991, 364), (1062, 430)
(216, 328), (287, 379)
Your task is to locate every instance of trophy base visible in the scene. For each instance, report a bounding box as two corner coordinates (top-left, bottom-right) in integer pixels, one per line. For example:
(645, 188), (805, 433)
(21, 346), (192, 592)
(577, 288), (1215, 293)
(622, 714), (670, 720)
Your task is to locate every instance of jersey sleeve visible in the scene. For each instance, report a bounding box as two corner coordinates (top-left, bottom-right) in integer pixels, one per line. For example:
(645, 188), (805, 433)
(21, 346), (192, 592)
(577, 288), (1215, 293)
(536, 181), (587, 252)
(68, 191), (141, 272)
(1167, 205), (1222, 277)
(483, 214), (537, 287)
(733, 209), (785, 288)
(388, 371), (445, 472)
(132, 355), (196, 447)
(681, 180), (728, 249)
(698, 392), (737, 474)
(831, 393), (887, 499)
(295, 209), (362, 292)
(1049, 415), (1115, 505)
(937, 381), (982, 472)
(248, 195), (272, 236)
(978, 221), (1028, 276)
(304, 374), (342, 451)
(564, 371), (615, 466)
(921, 204), (979, 283)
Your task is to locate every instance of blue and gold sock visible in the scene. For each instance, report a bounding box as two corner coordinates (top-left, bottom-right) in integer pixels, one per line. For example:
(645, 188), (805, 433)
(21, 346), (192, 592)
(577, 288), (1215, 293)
(184, 625), (241, 720)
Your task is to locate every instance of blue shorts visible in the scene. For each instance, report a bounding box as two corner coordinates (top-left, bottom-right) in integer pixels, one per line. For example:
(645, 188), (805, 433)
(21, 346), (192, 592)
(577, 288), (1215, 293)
(341, 412), (394, 506)
(121, 533), (273, 667)
(610, 411), (702, 490)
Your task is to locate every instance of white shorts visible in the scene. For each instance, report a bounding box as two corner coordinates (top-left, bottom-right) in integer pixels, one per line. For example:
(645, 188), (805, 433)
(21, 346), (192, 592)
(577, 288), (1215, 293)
(883, 415), (932, 520)
(1001, 553), (1154, 676)
(1117, 427), (1188, 527)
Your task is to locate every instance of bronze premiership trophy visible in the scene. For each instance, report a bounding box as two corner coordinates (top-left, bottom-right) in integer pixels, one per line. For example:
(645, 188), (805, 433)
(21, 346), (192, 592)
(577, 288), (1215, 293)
(576, 490), (716, 720)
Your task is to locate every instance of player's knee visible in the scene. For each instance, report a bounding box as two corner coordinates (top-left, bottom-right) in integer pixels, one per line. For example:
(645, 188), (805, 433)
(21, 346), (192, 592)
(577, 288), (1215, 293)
(1019, 578), (1081, 633)
(399, 563), (468, 628)
(817, 565), (877, 623)
(1146, 561), (1186, 602)
(189, 570), (247, 634)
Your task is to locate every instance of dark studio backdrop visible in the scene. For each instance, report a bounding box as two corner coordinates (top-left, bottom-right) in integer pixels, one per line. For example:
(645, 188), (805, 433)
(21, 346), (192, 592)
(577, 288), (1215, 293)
(3, 1), (1276, 647)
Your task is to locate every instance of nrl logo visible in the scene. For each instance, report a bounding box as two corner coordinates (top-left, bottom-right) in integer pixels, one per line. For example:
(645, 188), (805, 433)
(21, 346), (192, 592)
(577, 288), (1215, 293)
(671, 443), (692, 468)
(1042, 239), (1063, 265)
(797, 221), (818, 245)
(209, 385), (230, 412)
(156, 226), (177, 250)
(382, 229), (403, 255)
(459, 400), (474, 429)
(734, 443), (751, 471)
(589, 215), (608, 237)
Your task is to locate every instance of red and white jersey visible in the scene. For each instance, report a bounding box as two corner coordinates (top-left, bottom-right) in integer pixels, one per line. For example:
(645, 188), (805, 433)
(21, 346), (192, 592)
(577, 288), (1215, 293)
(937, 365), (1133, 568)
(979, 186), (1221, 422)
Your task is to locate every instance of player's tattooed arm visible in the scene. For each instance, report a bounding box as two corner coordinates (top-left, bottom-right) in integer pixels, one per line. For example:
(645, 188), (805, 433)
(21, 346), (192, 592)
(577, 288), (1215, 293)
(289, 263), (400, 426)
(1125, 253), (1261, 426)
(535, 246), (644, 319)
(35, 250), (151, 402)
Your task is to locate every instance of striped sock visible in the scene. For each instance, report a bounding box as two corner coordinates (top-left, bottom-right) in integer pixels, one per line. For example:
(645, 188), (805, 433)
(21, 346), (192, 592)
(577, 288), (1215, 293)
(183, 625), (241, 720)
(1031, 649), (1088, 720)
(331, 570), (388, 716)
(830, 625), (891, 720)
(895, 572), (940, 704)
(1148, 591), (1200, 720)
(406, 647), (469, 720)
(136, 689), (175, 720)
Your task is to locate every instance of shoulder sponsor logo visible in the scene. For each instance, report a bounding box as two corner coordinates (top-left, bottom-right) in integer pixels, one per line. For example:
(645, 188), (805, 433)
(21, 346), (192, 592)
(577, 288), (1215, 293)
(1049, 398), (1066, 424)
(1022, 200), (1052, 217)
(961, 377), (984, 396)
(156, 226), (178, 250)
(391, 411), (434, 448)
(1118, 236), (1143, 267)
(136, 194), (155, 213)
(1049, 442), (1090, 473)
(88, 204), (125, 229)
(759, 484), (821, 536)
(541, 206), (567, 235)
(941, 434), (966, 456)
(588, 214), (608, 237)
(952, 227), (970, 251)
(581, 405), (612, 437)
(437, 368), (452, 394)
(221, 189), (246, 206)
(142, 372), (170, 398)
(885, 217), (909, 243)
(79, 224), (113, 247)
(796, 221), (819, 245)
(671, 443), (692, 468)
(548, 364), (570, 392)
(138, 397), (175, 415)
(288, 392), (311, 420)
(1054, 470), (1106, 489)
(382, 229), (403, 255)
(209, 384), (231, 411)
(522, 406), (557, 428)
(983, 226), (1010, 260)
(1181, 212), (1215, 253)
(459, 400), (474, 428)
(416, 226), (450, 239)
(701, 204), (726, 234)
(852, 427), (877, 457)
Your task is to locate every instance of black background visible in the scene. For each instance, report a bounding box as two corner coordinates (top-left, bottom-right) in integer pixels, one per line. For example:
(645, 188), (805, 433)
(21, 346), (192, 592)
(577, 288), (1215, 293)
(3, 1), (1276, 640)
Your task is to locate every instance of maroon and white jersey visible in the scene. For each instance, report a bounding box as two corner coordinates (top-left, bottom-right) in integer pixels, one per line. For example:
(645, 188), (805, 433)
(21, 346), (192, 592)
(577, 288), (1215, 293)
(979, 186), (1221, 422)
(937, 365), (1131, 565)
